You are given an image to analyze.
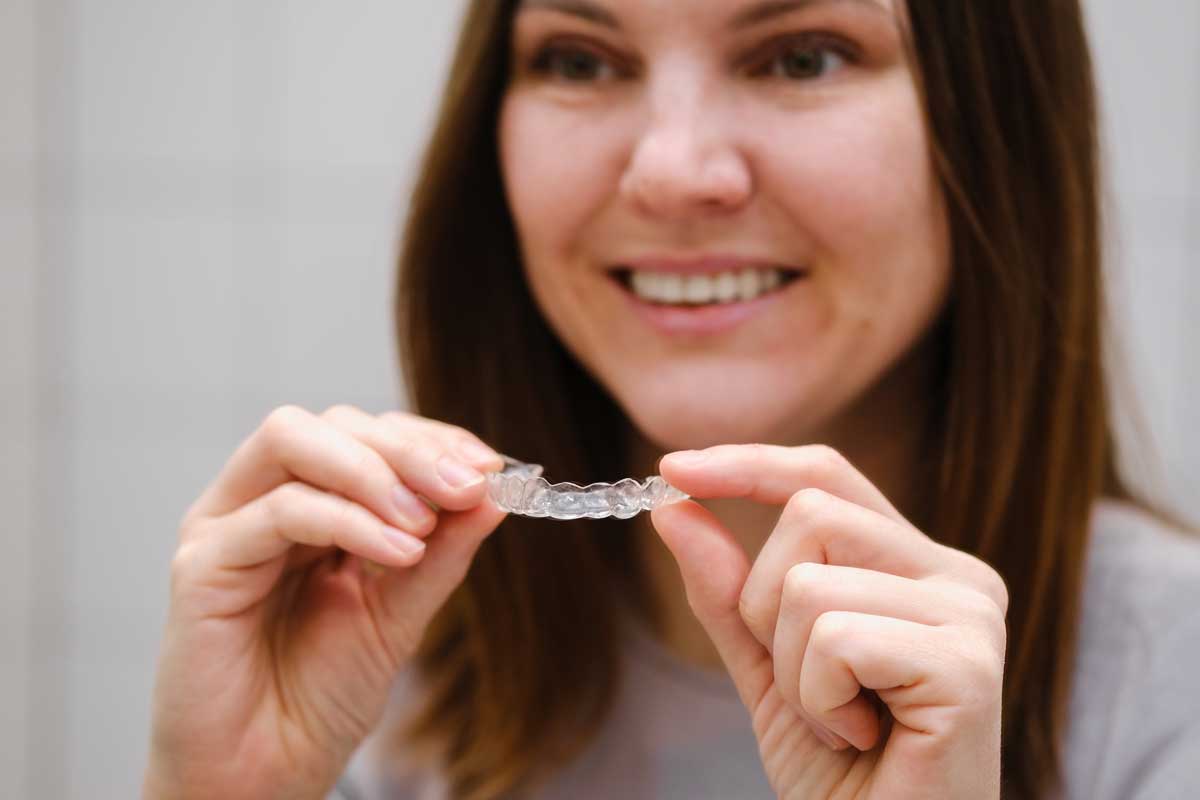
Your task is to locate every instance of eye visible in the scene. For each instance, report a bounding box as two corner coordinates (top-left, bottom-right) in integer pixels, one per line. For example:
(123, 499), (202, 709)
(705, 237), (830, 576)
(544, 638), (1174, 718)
(751, 37), (850, 81)
(530, 42), (620, 83)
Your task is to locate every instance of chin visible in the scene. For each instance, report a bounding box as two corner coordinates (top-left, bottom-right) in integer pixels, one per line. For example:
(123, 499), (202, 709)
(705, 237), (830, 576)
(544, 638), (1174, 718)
(621, 392), (808, 454)
(603, 360), (812, 443)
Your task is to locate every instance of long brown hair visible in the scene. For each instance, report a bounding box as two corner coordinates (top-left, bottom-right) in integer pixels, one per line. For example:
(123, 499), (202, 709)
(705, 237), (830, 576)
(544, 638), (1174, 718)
(390, 1), (1181, 797)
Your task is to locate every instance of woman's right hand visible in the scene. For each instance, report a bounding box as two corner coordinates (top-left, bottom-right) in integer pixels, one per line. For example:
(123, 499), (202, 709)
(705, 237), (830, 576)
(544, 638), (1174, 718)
(143, 405), (508, 800)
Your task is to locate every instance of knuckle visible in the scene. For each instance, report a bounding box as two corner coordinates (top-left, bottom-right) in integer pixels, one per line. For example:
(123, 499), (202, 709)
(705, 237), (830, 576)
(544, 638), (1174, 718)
(940, 547), (1010, 617)
(951, 586), (1008, 650)
(381, 410), (422, 432)
(745, 442), (771, 457)
(957, 551), (1009, 616)
(782, 562), (826, 608)
(327, 492), (365, 536)
(264, 483), (303, 533)
(381, 436), (438, 485)
(320, 403), (360, 422)
(805, 444), (849, 476)
(434, 419), (472, 439)
(376, 419), (424, 458)
(982, 568), (1010, 616)
(977, 598), (1009, 653)
(320, 440), (387, 502)
(809, 611), (852, 655)
(784, 487), (833, 525)
(391, 432), (426, 462)
(977, 585), (1008, 632)
(260, 404), (309, 449)
(347, 442), (385, 481)
(961, 586), (1003, 626)
(931, 569), (1009, 650)
(265, 403), (309, 431)
(382, 409), (417, 423)
(168, 540), (206, 588)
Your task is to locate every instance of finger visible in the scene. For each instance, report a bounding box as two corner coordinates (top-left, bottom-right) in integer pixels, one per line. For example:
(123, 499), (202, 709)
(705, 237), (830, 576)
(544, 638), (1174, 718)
(649, 499), (774, 713)
(174, 482), (427, 618)
(370, 492), (510, 657)
(740, 490), (957, 649)
(773, 561), (996, 657)
(190, 406), (421, 535)
(772, 563), (1000, 749)
(207, 481), (427, 569)
(658, 443), (907, 527)
(799, 611), (1001, 752)
(379, 410), (506, 469)
(322, 405), (498, 513)
(665, 444), (1012, 615)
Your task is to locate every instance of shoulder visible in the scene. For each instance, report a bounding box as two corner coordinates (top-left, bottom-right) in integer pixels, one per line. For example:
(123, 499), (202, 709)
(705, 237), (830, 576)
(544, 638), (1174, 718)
(1087, 496), (1200, 575)
(1061, 497), (1200, 800)
(1083, 497), (1200, 632)
(1076, 496), (1200, 677)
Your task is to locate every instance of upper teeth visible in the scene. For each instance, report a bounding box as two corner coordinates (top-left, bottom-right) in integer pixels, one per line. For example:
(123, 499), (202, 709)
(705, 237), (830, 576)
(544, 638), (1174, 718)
(629, 268), (791, 305)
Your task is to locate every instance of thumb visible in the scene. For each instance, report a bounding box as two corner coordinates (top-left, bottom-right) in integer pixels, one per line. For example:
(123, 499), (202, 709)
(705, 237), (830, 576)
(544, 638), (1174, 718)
(375, 496), (508, 658)
(650, 499), (774, 712)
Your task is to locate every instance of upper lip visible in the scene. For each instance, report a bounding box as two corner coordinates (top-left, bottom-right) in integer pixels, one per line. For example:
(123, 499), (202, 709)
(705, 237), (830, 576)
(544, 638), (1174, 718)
(612, 254), (806, 276)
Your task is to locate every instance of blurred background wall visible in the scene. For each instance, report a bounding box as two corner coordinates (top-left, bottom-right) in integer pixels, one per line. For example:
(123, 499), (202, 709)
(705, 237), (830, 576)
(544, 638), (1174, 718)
(2, 1), (1197, 797)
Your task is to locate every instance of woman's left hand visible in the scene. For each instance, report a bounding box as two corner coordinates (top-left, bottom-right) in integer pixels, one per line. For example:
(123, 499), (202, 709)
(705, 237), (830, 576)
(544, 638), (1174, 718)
(650, 444), (1008, 800)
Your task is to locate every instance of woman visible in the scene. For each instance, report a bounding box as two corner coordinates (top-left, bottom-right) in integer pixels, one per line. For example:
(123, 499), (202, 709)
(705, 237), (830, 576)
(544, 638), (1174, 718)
(143, 0), (1200, 798)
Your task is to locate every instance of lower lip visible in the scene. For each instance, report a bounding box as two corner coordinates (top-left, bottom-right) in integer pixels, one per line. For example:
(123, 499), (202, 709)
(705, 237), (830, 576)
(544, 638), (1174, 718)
(611, 274), (802, 336)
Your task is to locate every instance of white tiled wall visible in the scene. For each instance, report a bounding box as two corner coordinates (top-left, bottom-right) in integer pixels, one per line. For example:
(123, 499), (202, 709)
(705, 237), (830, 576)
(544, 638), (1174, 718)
(4, 2), (1197, 798)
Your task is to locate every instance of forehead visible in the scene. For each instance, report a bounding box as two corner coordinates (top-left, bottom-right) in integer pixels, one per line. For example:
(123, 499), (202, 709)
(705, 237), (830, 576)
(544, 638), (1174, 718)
(515, 0), (897, 27)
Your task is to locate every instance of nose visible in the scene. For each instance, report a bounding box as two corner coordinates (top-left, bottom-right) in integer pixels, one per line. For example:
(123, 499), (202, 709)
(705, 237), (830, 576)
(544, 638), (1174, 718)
(618, 79), (753, 220)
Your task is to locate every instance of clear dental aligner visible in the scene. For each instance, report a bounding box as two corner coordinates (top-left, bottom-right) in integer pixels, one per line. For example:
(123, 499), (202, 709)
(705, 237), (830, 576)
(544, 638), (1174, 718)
(486, 455), (690, 520)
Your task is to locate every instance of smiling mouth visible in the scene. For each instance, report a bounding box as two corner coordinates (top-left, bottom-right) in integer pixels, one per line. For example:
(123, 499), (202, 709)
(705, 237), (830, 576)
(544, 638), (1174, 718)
(608, 266), (806, 307)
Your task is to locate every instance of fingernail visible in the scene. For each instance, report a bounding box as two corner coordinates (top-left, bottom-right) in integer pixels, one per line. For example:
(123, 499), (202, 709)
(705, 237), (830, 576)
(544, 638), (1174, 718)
(382, 524), (426, 558)
(437, 455), (484, 489)
(391, 484), (434, 529)
(811, 724), (845, 750)
(669, 450), (709, 466)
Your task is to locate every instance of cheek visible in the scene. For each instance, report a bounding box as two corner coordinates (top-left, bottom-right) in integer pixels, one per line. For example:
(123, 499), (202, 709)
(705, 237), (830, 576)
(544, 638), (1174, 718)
(498, 94), (619, 264)
(497, 92), (629, 357)
(758, 80), (947, 292)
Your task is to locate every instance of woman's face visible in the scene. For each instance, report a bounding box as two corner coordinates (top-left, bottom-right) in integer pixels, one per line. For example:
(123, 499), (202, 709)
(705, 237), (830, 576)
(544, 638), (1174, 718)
(498, 0), (950, 451)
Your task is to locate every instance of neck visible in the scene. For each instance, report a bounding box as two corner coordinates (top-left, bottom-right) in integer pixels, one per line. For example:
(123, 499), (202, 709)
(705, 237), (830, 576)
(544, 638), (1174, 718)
(625, 334), (940, 671)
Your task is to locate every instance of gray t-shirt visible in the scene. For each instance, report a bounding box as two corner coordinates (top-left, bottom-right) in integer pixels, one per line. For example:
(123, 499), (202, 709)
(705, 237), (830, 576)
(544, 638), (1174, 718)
(331, 497), (1200, 799)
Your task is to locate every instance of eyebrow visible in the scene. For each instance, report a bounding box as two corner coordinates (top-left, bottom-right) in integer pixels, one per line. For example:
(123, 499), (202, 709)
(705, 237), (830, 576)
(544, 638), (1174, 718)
(518, 0), (622, 29)
(516, 0), (888, 32)
(730, 0), (888, 29)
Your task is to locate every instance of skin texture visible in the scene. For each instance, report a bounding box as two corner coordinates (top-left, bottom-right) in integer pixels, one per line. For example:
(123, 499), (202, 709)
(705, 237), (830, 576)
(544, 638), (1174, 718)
(499, 0), (950, 458)
(146, 1), (1006, 798)
(144, 406), (510, 799)
(499, 1), (1007, 797)
(651, 445), (1006, 798)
